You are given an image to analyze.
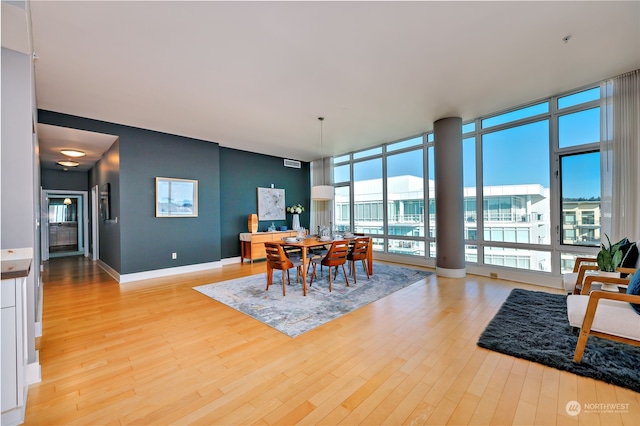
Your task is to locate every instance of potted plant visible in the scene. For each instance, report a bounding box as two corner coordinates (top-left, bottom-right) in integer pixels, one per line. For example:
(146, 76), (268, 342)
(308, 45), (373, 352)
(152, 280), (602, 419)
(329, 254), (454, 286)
(596, 234), (625, 274)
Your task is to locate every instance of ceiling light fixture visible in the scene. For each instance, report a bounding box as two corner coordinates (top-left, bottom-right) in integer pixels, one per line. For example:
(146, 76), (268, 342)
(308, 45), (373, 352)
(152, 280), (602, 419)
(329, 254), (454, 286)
(57, 160), (79, 167)
(63, 198), (72, 205)
(311, 117), (334, 201)
(60, 149), (86, 157)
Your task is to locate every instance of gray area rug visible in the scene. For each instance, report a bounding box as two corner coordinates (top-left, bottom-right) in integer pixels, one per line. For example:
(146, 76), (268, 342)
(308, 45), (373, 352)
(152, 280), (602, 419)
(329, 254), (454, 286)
(477, 288), (640, 393)
(194, 263), (431, 337)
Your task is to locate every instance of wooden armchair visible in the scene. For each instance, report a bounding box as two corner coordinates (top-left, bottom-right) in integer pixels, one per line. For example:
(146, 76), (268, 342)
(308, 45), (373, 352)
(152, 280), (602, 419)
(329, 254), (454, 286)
(566, 268), (640, 362)
(563, 256), (598, 294)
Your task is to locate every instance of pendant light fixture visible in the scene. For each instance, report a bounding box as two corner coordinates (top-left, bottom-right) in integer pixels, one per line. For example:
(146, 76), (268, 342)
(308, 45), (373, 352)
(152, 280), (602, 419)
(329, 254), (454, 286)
(57, 160), (79, 168)
(63, 198), (72, 205)
(311, 117), (334, 200)
(60, 149), (86, 158)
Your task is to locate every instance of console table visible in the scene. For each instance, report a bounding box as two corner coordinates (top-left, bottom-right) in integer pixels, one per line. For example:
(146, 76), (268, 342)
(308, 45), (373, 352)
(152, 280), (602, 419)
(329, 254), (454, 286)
(239, 231), (297, 263)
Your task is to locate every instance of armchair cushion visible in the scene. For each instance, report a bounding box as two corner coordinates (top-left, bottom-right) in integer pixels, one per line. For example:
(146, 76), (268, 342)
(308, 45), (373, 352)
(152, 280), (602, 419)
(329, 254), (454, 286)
(626, 272), (640, 314)
(567, 294), (640, 340)
(563, 273), (577, 292)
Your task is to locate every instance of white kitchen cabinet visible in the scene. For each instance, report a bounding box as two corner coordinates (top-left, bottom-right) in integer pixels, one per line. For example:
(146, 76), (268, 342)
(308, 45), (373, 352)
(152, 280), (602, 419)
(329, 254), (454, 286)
(1, 255), (31, 426)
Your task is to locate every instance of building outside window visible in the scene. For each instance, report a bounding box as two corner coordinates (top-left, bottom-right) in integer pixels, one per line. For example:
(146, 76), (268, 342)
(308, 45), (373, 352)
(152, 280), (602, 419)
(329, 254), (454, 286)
(332, 83), (603, 276)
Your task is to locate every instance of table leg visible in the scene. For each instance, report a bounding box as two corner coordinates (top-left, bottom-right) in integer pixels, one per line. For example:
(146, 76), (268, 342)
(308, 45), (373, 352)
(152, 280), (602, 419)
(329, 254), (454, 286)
(367, 240), (373, 276)
(302, 248), (307, 296)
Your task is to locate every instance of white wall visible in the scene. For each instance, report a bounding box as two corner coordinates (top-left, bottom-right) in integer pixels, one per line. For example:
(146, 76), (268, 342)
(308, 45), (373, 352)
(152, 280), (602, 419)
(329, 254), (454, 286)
(1, 46), (39, 369)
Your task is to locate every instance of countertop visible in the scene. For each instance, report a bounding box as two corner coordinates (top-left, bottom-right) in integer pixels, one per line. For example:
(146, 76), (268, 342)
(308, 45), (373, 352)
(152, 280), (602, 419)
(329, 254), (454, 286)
(1, 248), (33, 280)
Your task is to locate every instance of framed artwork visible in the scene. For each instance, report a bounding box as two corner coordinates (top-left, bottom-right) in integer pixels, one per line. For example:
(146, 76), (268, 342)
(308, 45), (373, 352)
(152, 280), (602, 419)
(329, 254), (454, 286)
(100, 183), (110, 221)
(257, 187), (285, 221)
(156, 177), (198, 217)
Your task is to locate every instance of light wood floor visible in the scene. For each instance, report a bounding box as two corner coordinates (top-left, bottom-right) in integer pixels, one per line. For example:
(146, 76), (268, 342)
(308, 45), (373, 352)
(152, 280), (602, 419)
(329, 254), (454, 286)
(24, 256), (639, 425)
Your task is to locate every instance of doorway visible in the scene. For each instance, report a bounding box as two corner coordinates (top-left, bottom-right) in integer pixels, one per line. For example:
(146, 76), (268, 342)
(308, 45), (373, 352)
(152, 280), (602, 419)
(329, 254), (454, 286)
(41, 190), (89, 260)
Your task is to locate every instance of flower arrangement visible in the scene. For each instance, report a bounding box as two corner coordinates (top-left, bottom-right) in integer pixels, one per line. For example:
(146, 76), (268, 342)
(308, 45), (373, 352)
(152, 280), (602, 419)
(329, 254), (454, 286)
(286, 204), (304, 214)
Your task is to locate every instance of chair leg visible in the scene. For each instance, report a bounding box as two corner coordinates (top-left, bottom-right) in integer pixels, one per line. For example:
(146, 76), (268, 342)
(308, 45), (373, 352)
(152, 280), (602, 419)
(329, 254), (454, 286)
(266, 267), (273, 291)
(328, 267), (333, 292)
(341, 264), (349, 287)
(574, 329), (589, 362)
(309, 263), (318, 287)
(361, 259), (370, 280)
(281, 270), (286, 296)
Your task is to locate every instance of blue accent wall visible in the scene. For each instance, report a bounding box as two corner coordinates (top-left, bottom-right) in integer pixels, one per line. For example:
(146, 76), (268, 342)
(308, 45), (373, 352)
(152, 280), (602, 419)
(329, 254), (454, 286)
(220, 148), (310, 258)
(41, 169), (89, 191)
(38, 110), (310, 274)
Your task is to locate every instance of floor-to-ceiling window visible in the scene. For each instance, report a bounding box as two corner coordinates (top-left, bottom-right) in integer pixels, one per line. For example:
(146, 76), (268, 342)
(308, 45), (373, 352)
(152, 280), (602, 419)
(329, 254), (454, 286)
(480, 103), (551, 271)
(333, 154), (351, 235)
(331, 82), (603, 277)
(556, 87), (602, 272)
(386, 137), (424, 256)
(463, 122), (478, 263)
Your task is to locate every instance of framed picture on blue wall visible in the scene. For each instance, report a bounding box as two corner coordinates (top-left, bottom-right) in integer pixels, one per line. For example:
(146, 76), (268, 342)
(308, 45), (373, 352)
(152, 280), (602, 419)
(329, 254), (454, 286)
(100, 183), (110, 221)
(257, 187), (285, 221)
(156, 177), (198, 217)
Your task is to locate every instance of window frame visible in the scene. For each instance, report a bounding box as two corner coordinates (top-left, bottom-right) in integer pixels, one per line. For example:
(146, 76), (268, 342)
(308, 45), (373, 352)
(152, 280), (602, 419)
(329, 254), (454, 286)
(330, 81), (604, 275)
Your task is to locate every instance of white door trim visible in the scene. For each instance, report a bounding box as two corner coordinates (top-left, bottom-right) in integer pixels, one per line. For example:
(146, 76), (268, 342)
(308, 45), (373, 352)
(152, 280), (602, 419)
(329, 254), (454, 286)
(91, 185), (99, 261)
(43, 190), (89, 258)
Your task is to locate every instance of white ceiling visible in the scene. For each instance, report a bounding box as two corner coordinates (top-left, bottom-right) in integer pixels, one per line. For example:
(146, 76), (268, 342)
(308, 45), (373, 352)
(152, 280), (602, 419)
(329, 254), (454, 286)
(21, 1), (640, 170)
(38, 124), (118, 172)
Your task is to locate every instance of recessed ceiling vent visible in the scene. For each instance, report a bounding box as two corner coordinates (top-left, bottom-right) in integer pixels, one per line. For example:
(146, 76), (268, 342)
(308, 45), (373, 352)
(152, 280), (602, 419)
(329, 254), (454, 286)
(284, 159), (301, 169)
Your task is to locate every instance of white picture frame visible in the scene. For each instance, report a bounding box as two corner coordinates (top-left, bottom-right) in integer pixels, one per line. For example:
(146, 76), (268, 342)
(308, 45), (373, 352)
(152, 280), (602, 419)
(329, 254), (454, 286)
(155, 177), (198, 217)
(257, 187), (285, 221)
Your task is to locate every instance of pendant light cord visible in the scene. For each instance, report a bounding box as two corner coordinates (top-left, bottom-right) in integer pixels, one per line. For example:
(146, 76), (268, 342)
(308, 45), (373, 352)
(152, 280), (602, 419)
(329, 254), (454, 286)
(318, 117), (325, 185)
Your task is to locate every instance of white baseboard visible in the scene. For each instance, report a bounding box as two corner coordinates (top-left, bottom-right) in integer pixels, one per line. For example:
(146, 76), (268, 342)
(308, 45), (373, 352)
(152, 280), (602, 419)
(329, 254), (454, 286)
(97, 259), (120, 282)
(118, 261), (223, 284)
(374, 252), (563, 289)
(436, 266), (467, 278)
(26, 353), (41, 384)
(220, 256), (241, 266)
(464, 264), (563, 289)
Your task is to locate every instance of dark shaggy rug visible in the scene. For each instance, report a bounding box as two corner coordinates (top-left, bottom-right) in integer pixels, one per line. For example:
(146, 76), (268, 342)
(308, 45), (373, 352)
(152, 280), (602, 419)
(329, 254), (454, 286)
(477, 288), (640, 393)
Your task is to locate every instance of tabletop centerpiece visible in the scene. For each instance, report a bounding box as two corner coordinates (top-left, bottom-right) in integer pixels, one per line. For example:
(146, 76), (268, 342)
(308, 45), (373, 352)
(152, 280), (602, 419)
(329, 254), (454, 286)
(286, 203), (304, 231)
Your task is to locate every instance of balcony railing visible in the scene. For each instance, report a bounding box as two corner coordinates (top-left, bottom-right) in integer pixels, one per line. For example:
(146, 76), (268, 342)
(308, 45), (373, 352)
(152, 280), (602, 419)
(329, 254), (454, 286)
(387, 214), (424, 223)
(482, 212), (534, 223)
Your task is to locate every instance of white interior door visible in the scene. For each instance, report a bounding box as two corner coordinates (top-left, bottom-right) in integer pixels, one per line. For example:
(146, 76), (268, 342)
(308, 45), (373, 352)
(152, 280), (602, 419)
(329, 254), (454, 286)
(43, 190), (88, 258)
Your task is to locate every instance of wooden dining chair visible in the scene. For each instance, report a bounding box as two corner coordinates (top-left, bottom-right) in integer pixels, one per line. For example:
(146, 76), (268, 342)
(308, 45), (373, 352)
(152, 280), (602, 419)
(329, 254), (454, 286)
(264, 242), (302, 296)
(309, 240), (350, 292)
(347, 237), (371, 284)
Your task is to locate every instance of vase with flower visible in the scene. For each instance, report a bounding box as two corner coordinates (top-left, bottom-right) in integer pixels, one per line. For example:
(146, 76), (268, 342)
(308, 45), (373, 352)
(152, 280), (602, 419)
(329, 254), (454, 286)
(286, 204), (304, 231)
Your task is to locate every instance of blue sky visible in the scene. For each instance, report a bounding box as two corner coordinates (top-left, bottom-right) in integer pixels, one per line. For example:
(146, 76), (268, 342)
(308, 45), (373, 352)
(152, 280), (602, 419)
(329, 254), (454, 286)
(341, 87), (601, 199)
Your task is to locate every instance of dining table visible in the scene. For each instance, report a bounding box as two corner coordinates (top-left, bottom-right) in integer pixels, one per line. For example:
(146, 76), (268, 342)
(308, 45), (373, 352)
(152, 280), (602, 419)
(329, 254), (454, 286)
(275, 235), (373, 296)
